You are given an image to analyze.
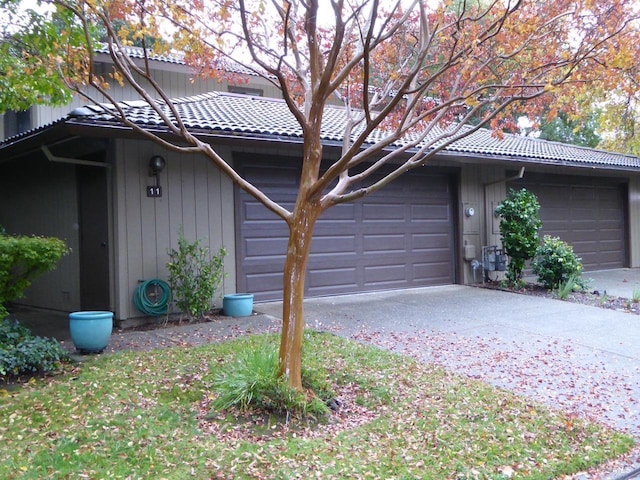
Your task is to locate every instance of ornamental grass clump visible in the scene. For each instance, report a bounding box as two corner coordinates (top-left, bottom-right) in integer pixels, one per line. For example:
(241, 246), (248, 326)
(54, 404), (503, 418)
(209, 337), (331, 419)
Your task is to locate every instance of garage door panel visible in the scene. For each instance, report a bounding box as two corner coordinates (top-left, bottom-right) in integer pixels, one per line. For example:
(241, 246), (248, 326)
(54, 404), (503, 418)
(412, 233), (452, 250)
(363, 234), (406, 252)
(236, 158), (455, 301)
(535, 186), (566, 202)
(571, 230), (601, 241)
(411, 204), (450, 221)
(307, 283), (359, 297)
(572, 240), (598, 251)
(318, 203), (356, 222)
(245, 272), (284, 296)
(310, 235), (357, 255)
(363, 202), (406, 221)
(244, 238), (288, 258)
(580, 254), (598, 267)
(570, 208), (596, 221)
(593, 250), (625, 264)
(513, 175), (626, 271)
(314, 223), (357, 236)
(236, 157), (456, 300)
(571, 186), (596, 201)
(600, 239), (625, 250)
(541, 209), (570, 222)
(414, 261), (454, 282)
(308, 267), (358, 289)
(409, 249), (453, 263)
(597, 195), (621, 206)
(364, 267), (408, 287)
(597, 229), (624, 240)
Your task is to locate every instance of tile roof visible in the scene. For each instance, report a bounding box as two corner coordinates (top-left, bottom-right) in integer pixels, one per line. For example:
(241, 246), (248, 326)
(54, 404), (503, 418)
(110, 46), (186, 66)
(94, 45), (261, 76)
(61, 91), (640, 171)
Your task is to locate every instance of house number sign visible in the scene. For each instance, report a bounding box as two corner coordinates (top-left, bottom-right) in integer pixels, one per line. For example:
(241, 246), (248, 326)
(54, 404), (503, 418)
(146, 186), (162, 197)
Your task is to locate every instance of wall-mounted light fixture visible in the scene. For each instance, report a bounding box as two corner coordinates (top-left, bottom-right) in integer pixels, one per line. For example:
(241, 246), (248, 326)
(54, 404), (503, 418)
(147, 155), (166, 198)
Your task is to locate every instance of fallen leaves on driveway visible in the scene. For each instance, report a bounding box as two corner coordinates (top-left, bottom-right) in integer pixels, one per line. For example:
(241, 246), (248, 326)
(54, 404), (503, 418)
(324, 322), (640, 477)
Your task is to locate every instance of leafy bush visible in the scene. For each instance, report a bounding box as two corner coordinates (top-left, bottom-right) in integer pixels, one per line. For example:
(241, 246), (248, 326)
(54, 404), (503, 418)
(0, 234), (68, 319)
(533, 235), (583, 290)
(0, 316), (31, 344)
(0, 318), (70, 378)
(495, 188), (542, 285)
(210, 338), (331, 418)
(167, 230), (226, 320)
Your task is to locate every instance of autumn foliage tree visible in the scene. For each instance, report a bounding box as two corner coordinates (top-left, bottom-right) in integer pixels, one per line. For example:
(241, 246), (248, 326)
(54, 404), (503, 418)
(2, 0), (639, 390)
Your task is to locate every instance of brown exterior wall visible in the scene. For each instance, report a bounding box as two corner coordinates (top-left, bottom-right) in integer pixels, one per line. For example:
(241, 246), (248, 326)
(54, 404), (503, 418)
(112, 140), (236, 320)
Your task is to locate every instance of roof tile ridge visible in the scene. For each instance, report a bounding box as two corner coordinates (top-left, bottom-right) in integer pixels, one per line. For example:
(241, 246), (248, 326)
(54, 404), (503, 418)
(217, 91), (287, 103)
(462, 123), (637, 160)
(169, 92), (220, 104)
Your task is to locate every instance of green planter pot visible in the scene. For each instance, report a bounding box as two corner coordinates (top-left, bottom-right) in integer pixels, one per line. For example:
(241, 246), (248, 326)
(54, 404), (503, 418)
(223, 294), (254, 317)
(69, 311), (113, 354)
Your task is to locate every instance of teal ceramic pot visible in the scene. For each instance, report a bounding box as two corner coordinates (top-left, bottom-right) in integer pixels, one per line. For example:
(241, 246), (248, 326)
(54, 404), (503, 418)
(69, 311), (113, 354)
(223, 294), (254, 317)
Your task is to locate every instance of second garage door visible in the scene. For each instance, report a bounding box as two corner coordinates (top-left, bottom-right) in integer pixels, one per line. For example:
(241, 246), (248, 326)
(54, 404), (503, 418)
(236, 156), (457, 301)
(511, 174), (627, 270)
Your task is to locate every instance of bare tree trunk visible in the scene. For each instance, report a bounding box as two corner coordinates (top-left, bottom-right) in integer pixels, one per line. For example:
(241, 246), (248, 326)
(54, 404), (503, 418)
(278, 203), (320, 391)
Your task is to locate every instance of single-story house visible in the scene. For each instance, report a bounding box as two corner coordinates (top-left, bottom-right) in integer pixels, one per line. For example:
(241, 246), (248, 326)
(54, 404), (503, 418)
(1, 90), (639, 321)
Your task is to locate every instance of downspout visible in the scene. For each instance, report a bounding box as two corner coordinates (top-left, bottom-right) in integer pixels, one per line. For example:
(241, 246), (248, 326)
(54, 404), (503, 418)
(483, 166), (526, 187)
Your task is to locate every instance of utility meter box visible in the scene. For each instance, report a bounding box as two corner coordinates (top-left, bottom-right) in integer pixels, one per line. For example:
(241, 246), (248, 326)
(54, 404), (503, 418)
(464, 244), (476, 261)
(482, 246), (507, 272)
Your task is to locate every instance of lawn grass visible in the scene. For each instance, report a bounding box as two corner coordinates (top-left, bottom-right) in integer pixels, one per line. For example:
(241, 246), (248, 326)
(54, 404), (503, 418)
(0, 332), (633, 479)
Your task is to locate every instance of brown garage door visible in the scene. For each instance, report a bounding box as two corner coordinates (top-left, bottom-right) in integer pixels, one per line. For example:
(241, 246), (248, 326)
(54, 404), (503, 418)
(235, 155), (457, 301)
(511, 174), (627, 270)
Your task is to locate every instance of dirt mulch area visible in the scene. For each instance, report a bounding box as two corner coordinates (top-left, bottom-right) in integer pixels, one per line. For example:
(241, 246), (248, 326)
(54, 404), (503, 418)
(114, 309), (234, 332)
(483, 281), (640, 315)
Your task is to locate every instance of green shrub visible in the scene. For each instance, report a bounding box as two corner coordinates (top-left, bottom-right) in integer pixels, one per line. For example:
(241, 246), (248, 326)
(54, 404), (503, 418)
(0, 234), (68, 319)
(210, 339), (331, 418)
(167, 229), (226, 320)
(0, 318), (70, 378)
(495, 188), (542, 285)
(0, 316), (31, 344)
(533, 235), (583, 290)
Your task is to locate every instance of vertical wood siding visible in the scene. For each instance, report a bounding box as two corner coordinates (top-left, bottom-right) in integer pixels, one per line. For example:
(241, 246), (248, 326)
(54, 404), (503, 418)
(628, 176), (640, 268)
(113, 139), (234, 319)
(459, 163), (506, 283)
(17, 65), (282, 137)
(0, 159), (81, 311)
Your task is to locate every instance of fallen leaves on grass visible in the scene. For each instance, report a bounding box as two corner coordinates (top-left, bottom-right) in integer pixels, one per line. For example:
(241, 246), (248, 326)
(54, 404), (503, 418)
(197, 381), (378, 443)
(1, 333), (633, 479)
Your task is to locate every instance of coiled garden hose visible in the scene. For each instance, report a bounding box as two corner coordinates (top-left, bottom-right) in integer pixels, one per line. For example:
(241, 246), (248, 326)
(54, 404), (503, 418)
(133, 279), (172, 316)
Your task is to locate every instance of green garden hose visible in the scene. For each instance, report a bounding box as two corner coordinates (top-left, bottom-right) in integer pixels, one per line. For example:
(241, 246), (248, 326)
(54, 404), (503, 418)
(133, 279), (171, 316)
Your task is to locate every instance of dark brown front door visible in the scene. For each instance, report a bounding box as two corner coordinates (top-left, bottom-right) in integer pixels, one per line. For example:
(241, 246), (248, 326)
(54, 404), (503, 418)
(77, 165), (111, 310)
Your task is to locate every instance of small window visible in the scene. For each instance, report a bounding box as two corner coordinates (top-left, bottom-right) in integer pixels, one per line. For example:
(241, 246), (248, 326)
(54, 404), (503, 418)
(227, 86), (264, 97)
